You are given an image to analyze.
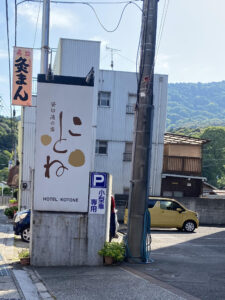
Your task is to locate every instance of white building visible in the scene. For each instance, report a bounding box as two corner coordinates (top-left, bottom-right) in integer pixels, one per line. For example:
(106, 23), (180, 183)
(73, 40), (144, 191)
(95, 70), (168, 195)
(19, 38), (168, 209)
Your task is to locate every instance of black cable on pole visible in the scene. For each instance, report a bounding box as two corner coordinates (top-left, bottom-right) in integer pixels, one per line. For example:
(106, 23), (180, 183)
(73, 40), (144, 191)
(136, 0), (150, 105)
(15, 0), (142, 34)
(5, 0), (12, 119)
(5, 0), (14, 155)
(54, 1), (143, 33)
(25, 0), (142, 4)
(33, 0), (42, 48)
(15, 0), (17, 46)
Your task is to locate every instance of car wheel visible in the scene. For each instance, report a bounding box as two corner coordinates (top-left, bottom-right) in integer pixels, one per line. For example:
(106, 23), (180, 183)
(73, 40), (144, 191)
(183, 221), (195, 233)
(21, 227), (30, 242)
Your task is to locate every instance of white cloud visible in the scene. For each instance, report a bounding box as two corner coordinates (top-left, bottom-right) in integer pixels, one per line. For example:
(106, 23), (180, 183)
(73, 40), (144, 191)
(0, 49), (7, 59)
(155, 54), (170, 73)
(18, 3), (79, 31)
(50, 6), (79, 30)
(90, 36), (109, 52)
(18, 3), (42, 26)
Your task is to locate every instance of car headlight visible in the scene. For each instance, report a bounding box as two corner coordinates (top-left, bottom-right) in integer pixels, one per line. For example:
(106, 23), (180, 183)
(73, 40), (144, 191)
(15, 213), (28, 223)
(195, 213), (199, 219)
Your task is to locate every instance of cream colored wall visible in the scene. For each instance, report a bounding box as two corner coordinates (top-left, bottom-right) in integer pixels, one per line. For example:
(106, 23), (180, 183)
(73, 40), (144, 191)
(165, 144), (202, 158)
(164, 144), (169, 156)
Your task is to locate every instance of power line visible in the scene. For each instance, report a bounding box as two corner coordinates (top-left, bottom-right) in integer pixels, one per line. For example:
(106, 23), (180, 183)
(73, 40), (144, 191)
(116, 52), (135, 64)
(19, 0), (142, 4)
(136, 0), (149, 105)
(136, 0), (170, 105)
(25, 0), (142, 4)
(81, 1), (142, 33)
(155, 0), (170, 60)
(17, 0), (142, 35)
(5, 0), (12, 119)
(15, 0), (17, 46)
(33, 0), (42, 48)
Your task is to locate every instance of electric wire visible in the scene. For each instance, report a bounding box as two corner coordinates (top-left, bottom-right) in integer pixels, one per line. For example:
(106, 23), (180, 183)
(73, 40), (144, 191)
(116, 52), (135, 65)
(19, 0), (142, 5)
(70, 1), (142, 33)
(149, 0), (170, 90)
(0, 96), (11, 116)
(15, 0), (17, 46)
(136, 0), (170, 106)
(136, 0), (149, 105)
(5, 0), (12, 119)
(17, 0), (142, 34)
(155, 0), (170, 62)
(33, 0), (42, 48)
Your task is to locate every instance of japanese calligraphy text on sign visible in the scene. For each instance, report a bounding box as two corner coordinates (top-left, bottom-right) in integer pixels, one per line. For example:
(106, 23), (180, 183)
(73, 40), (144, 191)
(89, 173), (108, 215)
(34, 77), (94, 212)
(12, 47), (33, 106)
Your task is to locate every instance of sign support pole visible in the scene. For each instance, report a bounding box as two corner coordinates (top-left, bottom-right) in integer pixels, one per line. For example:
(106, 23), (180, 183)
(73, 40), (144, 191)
(40, 0), (50, 74)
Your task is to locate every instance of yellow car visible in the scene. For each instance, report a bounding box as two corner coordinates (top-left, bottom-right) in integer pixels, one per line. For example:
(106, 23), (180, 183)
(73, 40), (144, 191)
(124, 197), (199, 232)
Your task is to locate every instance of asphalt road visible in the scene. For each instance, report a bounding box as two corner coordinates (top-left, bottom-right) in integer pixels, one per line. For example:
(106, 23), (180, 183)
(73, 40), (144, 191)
(131, 226), (225, 300)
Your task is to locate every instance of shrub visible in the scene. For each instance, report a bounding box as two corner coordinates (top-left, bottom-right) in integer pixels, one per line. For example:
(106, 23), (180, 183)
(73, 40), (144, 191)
(98, 242), (125, 262)
(18, 249), (29, 259)
(9, 199), (18, 204)
(4, 206), (18, 218)
(2, 187), (12, 195)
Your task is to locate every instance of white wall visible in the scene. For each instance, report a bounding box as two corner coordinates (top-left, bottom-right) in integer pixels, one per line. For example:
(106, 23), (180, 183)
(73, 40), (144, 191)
(54, 38), (100, 170)
(95, 71), (137, 194)
(19, 96), (37, 209)
(95, 71), (168, 195)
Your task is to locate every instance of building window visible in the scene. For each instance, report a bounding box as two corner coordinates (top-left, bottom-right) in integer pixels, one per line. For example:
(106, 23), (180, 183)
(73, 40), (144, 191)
(98, 91), (110, 107)
(123, 142), (132, 161)
(95, 140), (108, 155)
(126, 93), (137, 114)
(123, 187), (130, 195)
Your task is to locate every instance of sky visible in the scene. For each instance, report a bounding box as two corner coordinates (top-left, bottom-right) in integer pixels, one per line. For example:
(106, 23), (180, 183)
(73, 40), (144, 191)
(1, 0), (225, 117)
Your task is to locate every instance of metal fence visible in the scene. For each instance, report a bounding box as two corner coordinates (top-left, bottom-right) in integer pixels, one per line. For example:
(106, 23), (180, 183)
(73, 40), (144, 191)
(0, 196), (11, 206)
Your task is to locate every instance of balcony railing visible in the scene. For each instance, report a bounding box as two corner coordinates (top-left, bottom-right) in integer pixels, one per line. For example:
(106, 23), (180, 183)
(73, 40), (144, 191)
(163, 155), (202, 176)
(123, 152), (132, 161)
(126, 104), (135, 114)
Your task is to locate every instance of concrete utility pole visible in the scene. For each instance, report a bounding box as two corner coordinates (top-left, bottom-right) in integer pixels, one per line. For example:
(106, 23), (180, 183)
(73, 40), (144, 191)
(127, 0), (159, 259)
(40, 0), (50, 74)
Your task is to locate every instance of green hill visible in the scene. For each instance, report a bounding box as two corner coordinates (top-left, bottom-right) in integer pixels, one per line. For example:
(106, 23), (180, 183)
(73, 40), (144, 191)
(167, 81), (225, 130)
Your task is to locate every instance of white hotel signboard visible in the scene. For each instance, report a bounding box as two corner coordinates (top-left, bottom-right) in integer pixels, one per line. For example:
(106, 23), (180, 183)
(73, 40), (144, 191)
(34, 75), (94, 212)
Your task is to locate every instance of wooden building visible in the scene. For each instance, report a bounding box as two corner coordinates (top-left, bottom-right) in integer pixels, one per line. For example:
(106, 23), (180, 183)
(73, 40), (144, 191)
(161, 133), (208, 197)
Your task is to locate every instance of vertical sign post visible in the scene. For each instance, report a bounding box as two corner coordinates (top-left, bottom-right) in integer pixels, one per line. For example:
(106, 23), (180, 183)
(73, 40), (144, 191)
(88, 172), (112, 265)
(89, 173), (107, 215)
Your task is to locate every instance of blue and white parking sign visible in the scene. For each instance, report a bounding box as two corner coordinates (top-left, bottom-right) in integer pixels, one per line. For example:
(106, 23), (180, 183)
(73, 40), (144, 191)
(89, 172), (108, 214)
(90, 172), (107, 188)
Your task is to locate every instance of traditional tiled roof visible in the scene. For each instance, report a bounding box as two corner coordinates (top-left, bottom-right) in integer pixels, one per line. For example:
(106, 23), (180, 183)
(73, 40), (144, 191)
(164, 133), (208, 145)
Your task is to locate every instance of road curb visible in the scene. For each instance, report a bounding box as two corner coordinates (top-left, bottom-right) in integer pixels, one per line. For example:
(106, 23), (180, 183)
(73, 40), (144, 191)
(24, 267), (55, 300)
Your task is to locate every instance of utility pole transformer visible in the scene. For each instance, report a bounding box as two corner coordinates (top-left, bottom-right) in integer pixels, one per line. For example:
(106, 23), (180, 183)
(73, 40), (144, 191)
(40, 0), (50, 74)
(127, 0), (159, 258)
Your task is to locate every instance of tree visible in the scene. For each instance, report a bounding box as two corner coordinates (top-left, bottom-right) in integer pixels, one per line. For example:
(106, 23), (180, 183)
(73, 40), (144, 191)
(0, 150), (11, 169)
(0, 167), (9, 182)
(200, 127), (225, 187)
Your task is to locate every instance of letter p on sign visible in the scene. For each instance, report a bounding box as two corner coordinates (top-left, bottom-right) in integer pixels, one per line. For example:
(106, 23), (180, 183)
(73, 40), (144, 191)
(91, 172), (107, 188)
(94, 175), (104, 186)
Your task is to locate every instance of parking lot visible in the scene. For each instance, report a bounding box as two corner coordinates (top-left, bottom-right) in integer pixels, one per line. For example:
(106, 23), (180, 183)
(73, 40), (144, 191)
(130, 226), (225, 300)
